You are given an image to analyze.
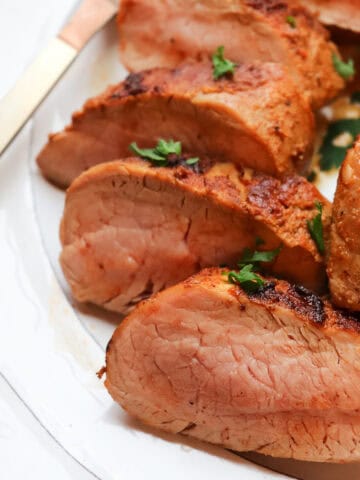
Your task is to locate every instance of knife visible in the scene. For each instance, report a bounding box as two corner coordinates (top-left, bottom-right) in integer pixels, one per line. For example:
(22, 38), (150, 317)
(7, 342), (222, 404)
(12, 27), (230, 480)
(0, 0), (118, 155)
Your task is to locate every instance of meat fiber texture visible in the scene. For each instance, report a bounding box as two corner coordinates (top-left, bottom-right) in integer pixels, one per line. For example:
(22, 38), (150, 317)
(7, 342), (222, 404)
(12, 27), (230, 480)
(118, 0), (344, 109)
(298, 0), (360, 33)
(60, 158), (331, 313)
(105, 268), (360, 463)
(328, 137), (360, 310)
(37, 61), (314, 187)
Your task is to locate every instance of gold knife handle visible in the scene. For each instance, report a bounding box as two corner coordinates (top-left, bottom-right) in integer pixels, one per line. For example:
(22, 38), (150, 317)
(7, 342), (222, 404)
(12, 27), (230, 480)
(0, 37), (77, 155)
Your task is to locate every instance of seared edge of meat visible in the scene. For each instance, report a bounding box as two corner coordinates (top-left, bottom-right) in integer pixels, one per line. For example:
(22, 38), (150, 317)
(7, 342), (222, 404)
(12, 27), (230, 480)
(328, 137), (360, 310)
(60, 158), (330, 313)
(117, 0), (344, 108)
(105, 267), (360, 462)
(37, 60), (314, 187)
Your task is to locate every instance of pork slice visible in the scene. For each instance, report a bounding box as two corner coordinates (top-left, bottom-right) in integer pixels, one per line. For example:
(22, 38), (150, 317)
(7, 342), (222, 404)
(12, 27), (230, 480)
(117, 0), (344, 108)
(298, 0), (360, 33)
(60, 158), (330, 313)
(328, 138), (360, 310)
(105, 267), (360, 463)
(37, 61), (314, 187)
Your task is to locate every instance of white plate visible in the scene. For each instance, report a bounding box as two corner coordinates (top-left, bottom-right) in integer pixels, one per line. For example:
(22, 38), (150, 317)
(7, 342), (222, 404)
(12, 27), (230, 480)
(1, 17), (359, 480)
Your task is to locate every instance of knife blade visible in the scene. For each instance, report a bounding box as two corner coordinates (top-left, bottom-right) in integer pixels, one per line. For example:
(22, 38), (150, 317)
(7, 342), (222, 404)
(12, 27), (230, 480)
(0, 0), (118, 155)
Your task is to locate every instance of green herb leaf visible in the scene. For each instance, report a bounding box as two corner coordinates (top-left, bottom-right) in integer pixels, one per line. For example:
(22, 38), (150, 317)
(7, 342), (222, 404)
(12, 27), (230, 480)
(212, 46), (236, 80)
(130, 142), (168, 164)
(239, 246), (282, 268)
(130, 139), (183, 166)
(225, 243), (281, 293)
(155, 139), (182, 156)
(319, 118), (360, 170)
(332, 54), (355, 80)
(351, 91), (360, 104)
(286, 15), (296, 28)
(130, 140), (202, 169)
(185, 157), (199, 165)
(228, 264), (265, 293)
(307, 201), (325, 255)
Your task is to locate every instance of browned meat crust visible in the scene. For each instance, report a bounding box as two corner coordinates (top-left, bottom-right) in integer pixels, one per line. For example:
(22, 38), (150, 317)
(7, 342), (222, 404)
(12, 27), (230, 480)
(37, 61), (314, 187)
(118, 0), (344, 108)
(105, 268), (360, 463)
(328, 137), (360, 310)
(60, 158), (330, 313)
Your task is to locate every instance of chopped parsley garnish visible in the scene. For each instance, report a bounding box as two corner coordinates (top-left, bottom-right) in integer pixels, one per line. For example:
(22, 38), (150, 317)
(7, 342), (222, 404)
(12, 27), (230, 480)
(239, 245), (282, 269)
(185, 157), (199, 165)
(153, 139), (181, 156)
(228, 264), (265, 293)
(225, 243), (281, 293)
(130, 141), (169, 165)
(130, 139), (199, 168)
(286, 16), (296, 28)
(212, 46), (236, 80)
(307, 201), (325, 255)
(332, 54), (355, 80)
(319, 118), (360, 170)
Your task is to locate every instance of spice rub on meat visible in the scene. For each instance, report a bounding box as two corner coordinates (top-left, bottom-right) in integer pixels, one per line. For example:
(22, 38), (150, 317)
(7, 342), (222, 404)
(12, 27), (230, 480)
(37, 61), (314, 187)
(328, 137), (360, 310)
(105, 268), (360, 463)
(60, 158), (330, 313)
(118, 0), (344, 108)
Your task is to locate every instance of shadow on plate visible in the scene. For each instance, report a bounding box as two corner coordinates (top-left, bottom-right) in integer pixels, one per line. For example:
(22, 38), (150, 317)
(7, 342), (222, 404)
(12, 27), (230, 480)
(101, 404), (283, 476)
(102, 404), (360, 480)
(75, 300), (123, 326)
(243, 451), (360, 480)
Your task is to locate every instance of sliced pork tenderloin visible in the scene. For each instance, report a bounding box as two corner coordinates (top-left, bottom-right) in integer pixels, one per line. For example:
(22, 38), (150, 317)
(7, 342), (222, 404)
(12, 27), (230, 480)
(60, 158), (330, 313)
(105, 267), (360, 463)
(298, 0), (360, 33)
(328, 137), (360, 310)
(37, 61), (314, 187)
(118, 0), (345, 108)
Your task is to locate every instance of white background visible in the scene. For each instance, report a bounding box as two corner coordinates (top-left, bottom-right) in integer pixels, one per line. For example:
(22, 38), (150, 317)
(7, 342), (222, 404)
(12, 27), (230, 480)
(0, 2), (97, 478)
(1, 0), (77, 99)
